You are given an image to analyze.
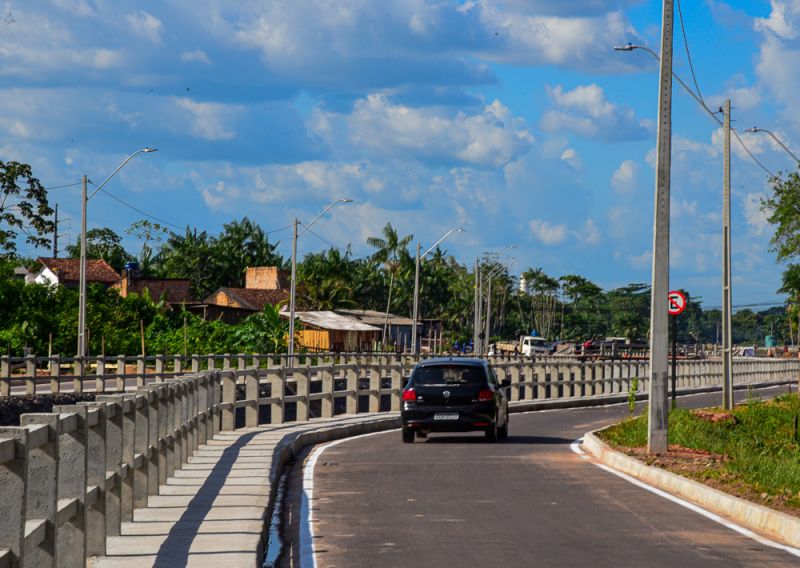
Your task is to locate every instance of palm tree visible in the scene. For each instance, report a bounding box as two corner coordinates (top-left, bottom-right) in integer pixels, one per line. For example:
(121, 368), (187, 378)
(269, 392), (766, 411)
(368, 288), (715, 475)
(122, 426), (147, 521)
(367, 223), (412, 345)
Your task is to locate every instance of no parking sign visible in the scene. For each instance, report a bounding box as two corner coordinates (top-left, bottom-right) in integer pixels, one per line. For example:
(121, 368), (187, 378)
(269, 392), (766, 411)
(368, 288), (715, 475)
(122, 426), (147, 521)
(668, 290), (686, 316)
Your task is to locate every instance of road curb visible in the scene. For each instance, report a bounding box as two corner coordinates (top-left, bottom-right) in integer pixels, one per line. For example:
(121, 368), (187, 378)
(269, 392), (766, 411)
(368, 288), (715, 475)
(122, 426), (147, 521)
(582, 430), (800, 549)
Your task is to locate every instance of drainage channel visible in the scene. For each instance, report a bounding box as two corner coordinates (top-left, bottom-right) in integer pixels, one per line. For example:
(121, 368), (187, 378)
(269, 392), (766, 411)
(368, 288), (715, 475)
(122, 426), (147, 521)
(263, 469), (289, 568)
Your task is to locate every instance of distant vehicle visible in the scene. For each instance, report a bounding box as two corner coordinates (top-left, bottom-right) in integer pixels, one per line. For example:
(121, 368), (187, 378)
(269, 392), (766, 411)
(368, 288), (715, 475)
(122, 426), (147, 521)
(494, 335), (552, 356)
(400, 358), (510, 443)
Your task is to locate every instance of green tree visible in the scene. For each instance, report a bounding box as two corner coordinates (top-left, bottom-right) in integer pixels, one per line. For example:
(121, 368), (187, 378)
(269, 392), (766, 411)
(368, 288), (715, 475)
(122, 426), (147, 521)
(215, 217), (284, 288)
(762, 171), (800, 261)
(153, 228), (217, 298)
(67, 227), (134, 272)
(367, 223), (412, 343)
(0, 161), (54, 257)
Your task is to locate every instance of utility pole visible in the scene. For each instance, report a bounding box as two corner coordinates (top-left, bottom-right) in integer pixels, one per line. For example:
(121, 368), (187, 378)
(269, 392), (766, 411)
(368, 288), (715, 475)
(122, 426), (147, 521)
(411, 243), (421, 355)
(722, 99), (734, 410)
(288, 218), (298, 360)
(52, 203), (58, 258)
(78, 176), (88, 358)
(485, 276), (493, 355)
(647, 0), (674, 454)
(473, 258), (480, 355)
(476, 269), (483, 356)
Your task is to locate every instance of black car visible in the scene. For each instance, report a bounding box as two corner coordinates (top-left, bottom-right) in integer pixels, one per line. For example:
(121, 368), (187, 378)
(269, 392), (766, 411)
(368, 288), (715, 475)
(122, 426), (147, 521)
(400, 358), (510, 443)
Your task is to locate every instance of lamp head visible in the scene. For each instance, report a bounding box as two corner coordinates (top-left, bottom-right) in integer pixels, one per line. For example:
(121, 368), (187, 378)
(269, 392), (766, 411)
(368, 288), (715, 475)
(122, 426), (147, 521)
(142, 147), (158, 153)
(613, 43), (636, 52)
(744, 127), (760, 133)
(340, 198), (353, 203)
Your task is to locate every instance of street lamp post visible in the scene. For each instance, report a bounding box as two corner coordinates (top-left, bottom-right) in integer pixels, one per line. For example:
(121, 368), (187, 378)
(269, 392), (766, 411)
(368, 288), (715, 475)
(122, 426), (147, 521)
(78, 147), (157, 358)
(287, 198), (352, 359)
(744, 127), (800, 165)
(473, 245), (516, 357)
(484, 258), (516, 355)
(411, 227), (464, 355)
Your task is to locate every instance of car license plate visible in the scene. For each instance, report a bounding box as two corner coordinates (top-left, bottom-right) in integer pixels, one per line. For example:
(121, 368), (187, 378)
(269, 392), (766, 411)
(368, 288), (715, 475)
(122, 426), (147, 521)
(434, 412), (459, 421)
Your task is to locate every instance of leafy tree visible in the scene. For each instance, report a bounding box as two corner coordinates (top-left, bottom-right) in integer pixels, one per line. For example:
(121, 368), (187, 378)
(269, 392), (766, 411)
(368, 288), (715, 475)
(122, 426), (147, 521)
(215, 217), (284, 288)
(66, 227), (134, 271)
(126, 220), (169, 276)
(153, 227), (217, 298)
(762, 171), (800, 261)
(0, 161), (54, 257)
(367, 223), (412, 342)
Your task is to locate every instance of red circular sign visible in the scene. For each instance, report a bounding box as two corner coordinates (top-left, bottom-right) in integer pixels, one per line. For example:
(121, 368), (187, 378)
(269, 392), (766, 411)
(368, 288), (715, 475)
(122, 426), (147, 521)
(668, 290), (687, 316)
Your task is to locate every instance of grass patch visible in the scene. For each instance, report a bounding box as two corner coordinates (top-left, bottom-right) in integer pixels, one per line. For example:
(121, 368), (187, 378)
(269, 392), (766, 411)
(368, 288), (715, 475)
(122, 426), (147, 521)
(598, 393), (800, 513)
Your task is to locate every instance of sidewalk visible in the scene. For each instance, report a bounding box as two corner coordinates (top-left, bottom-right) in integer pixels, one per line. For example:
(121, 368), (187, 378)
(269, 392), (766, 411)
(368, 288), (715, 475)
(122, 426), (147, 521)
(90, 414), (399, 567)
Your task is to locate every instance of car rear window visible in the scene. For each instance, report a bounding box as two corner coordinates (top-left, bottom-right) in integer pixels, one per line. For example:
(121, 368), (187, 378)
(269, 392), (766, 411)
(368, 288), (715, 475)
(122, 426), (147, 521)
(413, 365), (485, 386)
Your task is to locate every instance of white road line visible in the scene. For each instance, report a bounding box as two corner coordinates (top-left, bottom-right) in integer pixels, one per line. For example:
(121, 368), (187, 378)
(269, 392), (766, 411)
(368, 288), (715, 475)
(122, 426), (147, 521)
(299, 429), (398, 568)
(570, 438), (800, 559)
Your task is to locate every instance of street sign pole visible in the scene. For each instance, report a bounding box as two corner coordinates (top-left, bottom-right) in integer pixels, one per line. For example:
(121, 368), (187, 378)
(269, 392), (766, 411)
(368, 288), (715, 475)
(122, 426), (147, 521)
(667, 290), (687, 411)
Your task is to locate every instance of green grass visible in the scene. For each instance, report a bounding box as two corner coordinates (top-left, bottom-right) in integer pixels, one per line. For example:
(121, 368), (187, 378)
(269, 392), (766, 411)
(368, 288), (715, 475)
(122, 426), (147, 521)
(599, 394), (800, 508)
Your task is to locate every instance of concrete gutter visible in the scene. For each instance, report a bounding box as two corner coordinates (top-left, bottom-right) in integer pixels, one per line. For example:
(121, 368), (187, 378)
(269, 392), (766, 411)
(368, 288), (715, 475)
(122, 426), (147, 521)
(582, 430), (800, 549)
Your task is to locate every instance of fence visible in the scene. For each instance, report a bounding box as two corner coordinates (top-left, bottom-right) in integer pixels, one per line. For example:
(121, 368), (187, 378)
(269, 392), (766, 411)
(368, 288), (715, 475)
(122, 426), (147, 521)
(0, 355), (797, 567)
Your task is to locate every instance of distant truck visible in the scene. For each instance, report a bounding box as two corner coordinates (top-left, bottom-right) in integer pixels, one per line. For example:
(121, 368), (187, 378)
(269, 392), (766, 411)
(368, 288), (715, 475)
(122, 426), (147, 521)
(493, 336), (552, 357)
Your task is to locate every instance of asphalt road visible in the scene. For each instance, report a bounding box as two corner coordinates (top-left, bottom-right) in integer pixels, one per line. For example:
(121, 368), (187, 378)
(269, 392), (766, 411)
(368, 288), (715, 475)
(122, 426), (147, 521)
(277, 384), (799, 568)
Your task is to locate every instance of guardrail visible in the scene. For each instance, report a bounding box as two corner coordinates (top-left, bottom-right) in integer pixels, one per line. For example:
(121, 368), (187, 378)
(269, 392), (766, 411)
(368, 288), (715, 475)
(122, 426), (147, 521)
(0, 355), (797, 567)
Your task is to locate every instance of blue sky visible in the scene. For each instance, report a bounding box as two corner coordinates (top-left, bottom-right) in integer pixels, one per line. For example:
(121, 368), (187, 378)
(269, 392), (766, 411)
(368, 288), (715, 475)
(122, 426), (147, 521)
(2, 0), (797, 310)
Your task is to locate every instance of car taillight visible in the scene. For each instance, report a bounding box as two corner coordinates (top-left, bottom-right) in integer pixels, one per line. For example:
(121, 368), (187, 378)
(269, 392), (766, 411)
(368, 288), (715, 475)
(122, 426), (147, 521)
(402, 388), (417, 402)
(478, 389), (494, 402)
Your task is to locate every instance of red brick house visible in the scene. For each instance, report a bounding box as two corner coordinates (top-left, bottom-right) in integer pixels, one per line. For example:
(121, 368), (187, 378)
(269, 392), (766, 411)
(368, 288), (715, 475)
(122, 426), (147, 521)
(27, 257), (120, 288)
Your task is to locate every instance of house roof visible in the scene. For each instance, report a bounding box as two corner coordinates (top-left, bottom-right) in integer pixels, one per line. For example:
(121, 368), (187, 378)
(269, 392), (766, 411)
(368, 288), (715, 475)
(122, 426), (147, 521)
(280, 310), (381, 331)
(335, 309), (418, 326)
(37, 257), (120, 284)
(207, 287), (289, 311)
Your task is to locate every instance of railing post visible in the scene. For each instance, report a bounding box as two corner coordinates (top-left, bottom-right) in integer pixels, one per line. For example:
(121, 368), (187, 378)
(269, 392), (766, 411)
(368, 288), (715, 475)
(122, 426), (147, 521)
(367, 364), (380, 414)
(136, 357), (145, 389)
(173, 355), (182, 376)
(320, 363), (334, 418)
(95, 396), (123, 538)
(191, 354), (200, 373)
(211, 371), (222, 436)
(96, 355), (107, 394)
(74, 356), (85, 393)
(245, 370), (259, 428)
(49, 354), (62, 395)
(509, 363), (521, 402)
(52, 407), (88, 567)
(130, 394), (149, 510)
(25, 353), (36, 395)
(390, 364), (403, 411)
(1, 356), (11, 397)
(78, 402), (108, 557)
(0, 427), (27, 567)
(155, 355), (165, 382)
(268, 369), (284, 425)
(18, 415), (58, 567)
(163, 384), (177, 479)
(295, 368), (310, 422)
(346, 367), (358, 414)
(221, 372), (236, 431)
(118, 396), (136, 522)
(141, 387), (160, 498)
(115, 355), (126, 393)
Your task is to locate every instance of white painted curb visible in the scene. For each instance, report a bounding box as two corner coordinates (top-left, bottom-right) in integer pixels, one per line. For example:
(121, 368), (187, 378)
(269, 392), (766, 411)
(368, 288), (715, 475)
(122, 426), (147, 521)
(582, 430), (800, 549)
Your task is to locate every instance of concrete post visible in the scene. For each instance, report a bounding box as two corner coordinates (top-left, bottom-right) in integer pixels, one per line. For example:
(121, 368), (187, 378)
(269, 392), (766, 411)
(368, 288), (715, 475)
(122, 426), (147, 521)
(173, 355), (182, 376)
(191, 355), (200, 373)
(93, 355), (106, 394)
(0, 356), (10, 396)
(19, 415), (58, 567)
(320, 364), (334, 418)
(368, 365), (380, 414)
(95, 396), (123, 538)
(245, 370), (259, 428)
(390, 365), (402, 411)
(50, 354), (62, 394)
(164, 384), (176, 479)
(346, 368), (358, 415)
(0, 428), (27, 566)
(211, 372), (222, 436)
(115, 355), (126, 392)
(509, 364), (520, 402)
(74, 356), (85, 394)
(268, 369), (284, 425)
(142, 387), (160, 497)
(295, 368), (310, 422)
(78, 403), (107, 557)
(131, 394), (149, 509)
(54, 408), (88, 568)
(155, 355), (164, 382)
(136, 358), (145, 389)
(25, 353), (36, 395)
(119, 397), (135, 523)
(221, 373), (236, 431)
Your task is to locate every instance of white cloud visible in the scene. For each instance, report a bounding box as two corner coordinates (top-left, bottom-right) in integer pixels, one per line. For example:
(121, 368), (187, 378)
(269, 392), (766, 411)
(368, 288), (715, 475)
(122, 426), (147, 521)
(529, 219), (567, 244)
(180, 50), (213, 65)
(541, 84), (650, 141)
(578, 218), (601, 244)
(174, 98), (240, 141)
(126, 11), (164, 45)
(324, 94), (533, 167)
(744, 192), (771, 235)
(629, 250), (652, 269)
(611, 159), (638, 194)
(755, 0), (799, 38)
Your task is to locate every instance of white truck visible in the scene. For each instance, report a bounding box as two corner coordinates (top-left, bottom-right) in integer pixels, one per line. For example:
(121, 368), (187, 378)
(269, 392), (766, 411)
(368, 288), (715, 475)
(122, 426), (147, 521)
(493, 335), (551, 356)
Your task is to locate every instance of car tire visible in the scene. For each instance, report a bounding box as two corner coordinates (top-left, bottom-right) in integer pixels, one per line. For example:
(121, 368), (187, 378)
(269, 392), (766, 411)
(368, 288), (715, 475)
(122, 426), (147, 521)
(498, 418), (509, 440)
(402, 427), (415, 443)
(485, 423), (498, 443)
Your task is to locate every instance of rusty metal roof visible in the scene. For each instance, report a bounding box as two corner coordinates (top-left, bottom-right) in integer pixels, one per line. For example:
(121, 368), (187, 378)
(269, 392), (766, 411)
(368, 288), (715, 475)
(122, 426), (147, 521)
(280, 309), (381, 331)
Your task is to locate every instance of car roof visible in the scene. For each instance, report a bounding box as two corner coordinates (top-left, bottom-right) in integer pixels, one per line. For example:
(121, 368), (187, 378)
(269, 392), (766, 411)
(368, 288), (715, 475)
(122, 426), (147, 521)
(415, 357), (487, 368)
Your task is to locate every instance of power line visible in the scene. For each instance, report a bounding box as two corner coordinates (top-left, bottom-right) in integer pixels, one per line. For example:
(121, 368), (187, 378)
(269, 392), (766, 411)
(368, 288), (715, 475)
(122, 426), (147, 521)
(676, 0), (707, 109)
(43, 181), (82, 191)
(87, 180), (184, 230)
(298, 222), (370, 259)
